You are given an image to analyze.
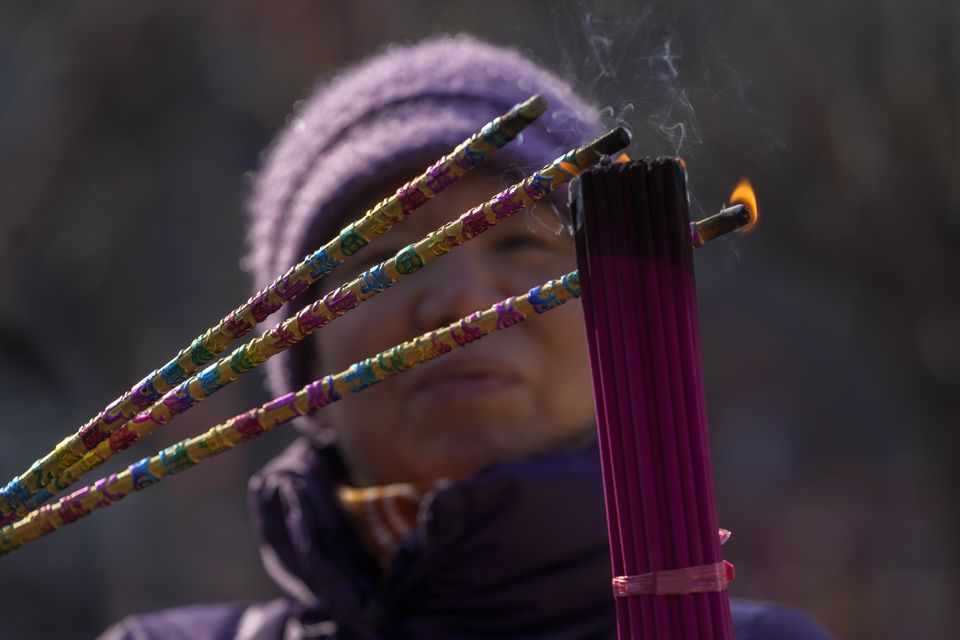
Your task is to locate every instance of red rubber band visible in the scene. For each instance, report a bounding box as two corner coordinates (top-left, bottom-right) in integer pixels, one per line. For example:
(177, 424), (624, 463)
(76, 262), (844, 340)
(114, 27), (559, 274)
(612, 528), (735, 597)
(612, 560), (734, 596)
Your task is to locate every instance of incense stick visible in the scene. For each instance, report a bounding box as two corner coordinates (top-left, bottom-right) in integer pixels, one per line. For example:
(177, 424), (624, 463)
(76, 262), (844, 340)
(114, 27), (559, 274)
(666, 167), (734, 637)
(616, 165), (670, 635)
(628, 162), (680, 637)
(647, 161), (707, 637)
(0, 95), (549, 524)
(1, 127), (632, 525)
(0, 171), (747, 554)
(571, 159), (735, 639)
(0, 271), (584, 555)
(602, 166), (652, 637)
(575, 170), (635, 634)
(691, 204), (751, 248)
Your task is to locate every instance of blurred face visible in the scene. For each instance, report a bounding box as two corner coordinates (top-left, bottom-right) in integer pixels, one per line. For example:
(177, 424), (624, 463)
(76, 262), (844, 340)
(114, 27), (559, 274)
(311, 170), (596, 486)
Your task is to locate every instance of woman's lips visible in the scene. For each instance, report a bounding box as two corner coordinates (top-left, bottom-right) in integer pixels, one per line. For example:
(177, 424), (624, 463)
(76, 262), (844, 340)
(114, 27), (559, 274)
(408, 360), (523, 400)
(414, 373), (519, 399)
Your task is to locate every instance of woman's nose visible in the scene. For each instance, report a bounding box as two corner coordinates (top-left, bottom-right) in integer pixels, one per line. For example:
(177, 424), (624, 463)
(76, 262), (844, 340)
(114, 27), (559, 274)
(413, 248), (506, 332)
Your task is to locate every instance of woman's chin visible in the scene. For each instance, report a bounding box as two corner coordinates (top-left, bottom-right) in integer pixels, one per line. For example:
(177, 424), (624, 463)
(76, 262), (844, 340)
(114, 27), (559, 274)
(396, 416), (536, 478)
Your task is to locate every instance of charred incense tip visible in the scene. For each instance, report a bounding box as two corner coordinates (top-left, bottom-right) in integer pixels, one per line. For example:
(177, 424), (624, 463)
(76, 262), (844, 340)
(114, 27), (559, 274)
(589, 126), (632, 157)
(515, 94), (548, 120)
(691, 204), (752, 248)
(718, 203), (752, 227)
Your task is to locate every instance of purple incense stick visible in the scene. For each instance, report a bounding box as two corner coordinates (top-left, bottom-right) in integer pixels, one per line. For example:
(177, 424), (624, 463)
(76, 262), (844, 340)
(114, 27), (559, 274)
(571, 158), (733, 640)
(621, 165), (679, 634)
(574, 172), (638, 635)
(665, 165), (733, 636)
(647, 162), (710, 638)
(600, 168), (654, 638)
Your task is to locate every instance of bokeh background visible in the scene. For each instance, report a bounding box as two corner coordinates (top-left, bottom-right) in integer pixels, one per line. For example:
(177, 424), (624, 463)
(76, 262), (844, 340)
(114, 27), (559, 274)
(1, 1), (957, 638)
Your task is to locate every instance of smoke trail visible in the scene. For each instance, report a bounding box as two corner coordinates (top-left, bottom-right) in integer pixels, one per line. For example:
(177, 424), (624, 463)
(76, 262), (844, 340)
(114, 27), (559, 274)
(549, 2), (703, 158)
(548, 0), (784, 161)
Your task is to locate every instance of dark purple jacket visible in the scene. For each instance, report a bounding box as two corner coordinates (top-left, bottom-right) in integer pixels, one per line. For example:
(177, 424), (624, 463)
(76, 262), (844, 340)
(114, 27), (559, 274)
(101, 439), (833, 640)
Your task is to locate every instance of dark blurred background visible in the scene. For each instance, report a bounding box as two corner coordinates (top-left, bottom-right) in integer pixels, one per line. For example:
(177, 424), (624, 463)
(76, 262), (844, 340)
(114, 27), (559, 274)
(1, 1), (956, 638)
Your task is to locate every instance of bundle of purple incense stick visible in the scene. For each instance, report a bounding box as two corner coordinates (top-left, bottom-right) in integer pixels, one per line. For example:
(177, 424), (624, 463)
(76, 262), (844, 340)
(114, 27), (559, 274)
(571, 158), (734, 639)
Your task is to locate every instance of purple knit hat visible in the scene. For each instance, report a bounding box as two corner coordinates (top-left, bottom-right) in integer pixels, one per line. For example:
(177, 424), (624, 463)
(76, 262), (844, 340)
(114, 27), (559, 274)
(246, 34), (604, 437)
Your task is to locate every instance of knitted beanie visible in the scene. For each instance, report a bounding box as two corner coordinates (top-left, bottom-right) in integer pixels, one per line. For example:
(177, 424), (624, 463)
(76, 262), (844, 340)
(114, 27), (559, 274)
(246, 34), (604, 437)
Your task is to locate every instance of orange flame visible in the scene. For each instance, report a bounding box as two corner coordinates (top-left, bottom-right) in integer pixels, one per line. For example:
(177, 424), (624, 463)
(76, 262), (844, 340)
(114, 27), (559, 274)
(729, 178), (759, 233)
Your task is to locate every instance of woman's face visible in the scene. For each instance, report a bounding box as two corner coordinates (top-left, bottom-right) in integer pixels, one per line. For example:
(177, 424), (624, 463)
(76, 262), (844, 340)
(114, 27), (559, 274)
(311, 170), (596, 486)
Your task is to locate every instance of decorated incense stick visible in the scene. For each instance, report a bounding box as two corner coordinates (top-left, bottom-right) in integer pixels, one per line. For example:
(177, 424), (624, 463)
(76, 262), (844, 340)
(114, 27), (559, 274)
(571, 160), (738, 639)
(1, 127), (631, 524)
(0, 95), (548, 523)
(0, 189), (747, 555)
(0, 271), (584, 555)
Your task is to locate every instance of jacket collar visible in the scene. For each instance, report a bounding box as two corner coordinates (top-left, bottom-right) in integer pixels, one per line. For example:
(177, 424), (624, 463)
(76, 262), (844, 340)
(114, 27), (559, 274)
(248, 437), (615, 639)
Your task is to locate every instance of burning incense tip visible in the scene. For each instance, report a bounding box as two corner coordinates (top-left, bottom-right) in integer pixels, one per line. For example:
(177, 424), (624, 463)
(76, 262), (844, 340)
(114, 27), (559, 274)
(728, 178), (759, 233)
(719, 203), (752, 227)
(691, 204), (752, 247)
(590, 127), (632, 157)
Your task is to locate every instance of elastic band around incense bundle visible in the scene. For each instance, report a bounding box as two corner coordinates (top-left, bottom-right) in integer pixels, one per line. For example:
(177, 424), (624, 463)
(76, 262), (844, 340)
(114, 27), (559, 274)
(0, 271), (583, 555)
(613, 529), (735, 596)
(612, 562), (733, 596)
(3, 126), (630, 525)
(0, 95), (548, 524)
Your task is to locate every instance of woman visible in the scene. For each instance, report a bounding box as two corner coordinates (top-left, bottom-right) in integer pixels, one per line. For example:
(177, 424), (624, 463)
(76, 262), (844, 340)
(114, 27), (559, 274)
(103, 34), (831, 639)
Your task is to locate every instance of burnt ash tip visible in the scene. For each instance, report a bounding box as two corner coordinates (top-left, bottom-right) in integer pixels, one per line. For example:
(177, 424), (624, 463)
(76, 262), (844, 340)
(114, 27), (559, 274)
(720, 203), (752, 226)
(691, 203), (754, 247)
(590, 126), (632, 156)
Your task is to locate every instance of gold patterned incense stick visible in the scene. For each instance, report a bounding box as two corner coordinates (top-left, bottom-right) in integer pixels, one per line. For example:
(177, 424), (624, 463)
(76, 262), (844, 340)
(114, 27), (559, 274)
(0, 95), (548, 524)
(1, 125), (631, 524)
(0, 271), (583, 555)
(0, 171), (754, 555)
